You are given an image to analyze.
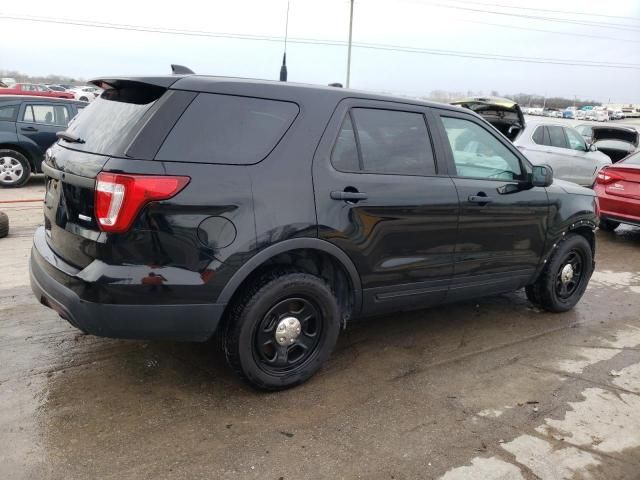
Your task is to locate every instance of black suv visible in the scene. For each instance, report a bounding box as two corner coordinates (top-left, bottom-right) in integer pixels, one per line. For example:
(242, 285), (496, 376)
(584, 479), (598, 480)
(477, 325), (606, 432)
(30, 75), (597, 390)
(0, 95), (86, 187)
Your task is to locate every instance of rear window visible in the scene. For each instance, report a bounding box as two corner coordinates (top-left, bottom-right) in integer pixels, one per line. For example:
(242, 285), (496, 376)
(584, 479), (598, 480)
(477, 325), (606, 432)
(60, 84), (164, 156)
(156, 93), (298, 165)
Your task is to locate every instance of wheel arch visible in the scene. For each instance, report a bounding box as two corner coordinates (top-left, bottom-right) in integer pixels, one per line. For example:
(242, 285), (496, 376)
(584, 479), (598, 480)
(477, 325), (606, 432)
(217, 238), (363, 322)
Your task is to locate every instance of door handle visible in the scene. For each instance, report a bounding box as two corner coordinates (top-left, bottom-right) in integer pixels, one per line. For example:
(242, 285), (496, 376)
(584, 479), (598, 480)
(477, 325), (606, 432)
(330, 190), (368, 202)
(21, 126), (38, 132)
(468, 194), (493, 204)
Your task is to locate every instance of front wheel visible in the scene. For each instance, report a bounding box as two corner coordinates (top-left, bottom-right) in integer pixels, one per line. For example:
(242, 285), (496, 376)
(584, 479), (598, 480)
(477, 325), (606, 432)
(223, 271), (341, 390)
(526, 234), (593, 313)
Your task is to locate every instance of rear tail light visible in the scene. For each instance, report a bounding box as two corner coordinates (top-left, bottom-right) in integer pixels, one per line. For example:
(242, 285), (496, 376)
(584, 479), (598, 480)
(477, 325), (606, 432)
(595, 169), (623, 185)
(95, 173), (189, 233)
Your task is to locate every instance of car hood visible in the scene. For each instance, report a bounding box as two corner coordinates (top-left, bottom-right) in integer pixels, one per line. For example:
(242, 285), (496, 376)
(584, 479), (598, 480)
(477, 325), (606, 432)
(591, 126), (638, 146)
(450, 96), (525, 141)
(548, 178), (595, 197)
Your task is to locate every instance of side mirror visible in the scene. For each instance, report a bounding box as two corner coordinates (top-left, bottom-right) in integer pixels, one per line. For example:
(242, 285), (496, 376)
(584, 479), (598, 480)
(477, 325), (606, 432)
(531, 164), (553, 187)
(589, 143), (598, 152)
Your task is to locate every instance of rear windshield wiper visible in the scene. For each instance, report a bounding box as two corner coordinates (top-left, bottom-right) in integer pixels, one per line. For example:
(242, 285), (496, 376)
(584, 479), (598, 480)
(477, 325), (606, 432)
(56, 130), (85, 144)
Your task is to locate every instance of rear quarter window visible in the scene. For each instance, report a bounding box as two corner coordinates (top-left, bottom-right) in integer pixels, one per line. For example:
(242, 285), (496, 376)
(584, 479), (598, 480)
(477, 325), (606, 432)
(155, 93), (299, 165)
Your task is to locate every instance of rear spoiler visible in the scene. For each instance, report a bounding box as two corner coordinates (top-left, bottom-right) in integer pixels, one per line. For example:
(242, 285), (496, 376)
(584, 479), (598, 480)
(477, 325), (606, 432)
(91, 65), (196, 90)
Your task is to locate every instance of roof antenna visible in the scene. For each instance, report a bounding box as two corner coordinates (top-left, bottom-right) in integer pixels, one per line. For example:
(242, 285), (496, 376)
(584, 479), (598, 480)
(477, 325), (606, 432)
(171, 64), (195, 75)
(279, 0), (290, 81)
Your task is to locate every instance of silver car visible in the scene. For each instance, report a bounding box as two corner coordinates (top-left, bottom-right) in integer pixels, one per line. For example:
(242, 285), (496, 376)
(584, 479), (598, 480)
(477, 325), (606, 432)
(513, 121), (611, 186)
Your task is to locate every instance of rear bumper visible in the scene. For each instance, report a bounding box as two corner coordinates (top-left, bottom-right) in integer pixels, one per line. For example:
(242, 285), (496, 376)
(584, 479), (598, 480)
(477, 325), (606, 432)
(29, 228), (225, 342)
(596, 189), (640, 227)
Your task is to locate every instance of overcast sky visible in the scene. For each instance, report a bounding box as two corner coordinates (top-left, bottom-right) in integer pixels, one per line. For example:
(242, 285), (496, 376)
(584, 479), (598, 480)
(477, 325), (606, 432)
(2, 0), (639, 102)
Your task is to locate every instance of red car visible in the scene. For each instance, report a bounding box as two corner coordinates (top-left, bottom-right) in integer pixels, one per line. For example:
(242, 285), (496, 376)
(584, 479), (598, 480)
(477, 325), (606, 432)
(594, 151), (640, 231)
(0, 83), (74, 99)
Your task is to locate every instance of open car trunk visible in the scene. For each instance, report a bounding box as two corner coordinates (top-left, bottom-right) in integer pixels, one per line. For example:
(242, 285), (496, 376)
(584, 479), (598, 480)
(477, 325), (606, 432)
(450, 96), (525, 142)
(592, 127), (639, 163)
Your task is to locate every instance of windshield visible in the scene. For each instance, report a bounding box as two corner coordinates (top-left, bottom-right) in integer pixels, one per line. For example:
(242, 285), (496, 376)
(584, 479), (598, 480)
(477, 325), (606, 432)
(61, 84), (164, 156)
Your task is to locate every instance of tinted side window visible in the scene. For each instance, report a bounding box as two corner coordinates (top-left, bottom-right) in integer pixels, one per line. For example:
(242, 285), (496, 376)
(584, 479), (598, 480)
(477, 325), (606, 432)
(532, 126), (551, 146)
(0, 105), (17, 121)
(156, 93), (299, 165)
(347, 108), (435, 175)
(441, 116), (522, 181)
(548, 126), (568, 149)
(331, 114), (360, 171)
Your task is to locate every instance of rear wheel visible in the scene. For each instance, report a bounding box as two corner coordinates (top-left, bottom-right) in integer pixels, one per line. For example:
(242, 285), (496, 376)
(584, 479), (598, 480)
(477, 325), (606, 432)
(526, 234), (593, 313)
(223, 271), (340, 390)
(0, 149), (31, 188)
(598, 218), (619, 232)
(79, 96), (89, 102)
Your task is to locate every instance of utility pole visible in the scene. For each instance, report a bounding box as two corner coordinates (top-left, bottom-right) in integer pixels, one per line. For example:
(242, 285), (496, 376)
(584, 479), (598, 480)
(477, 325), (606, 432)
(346, 0), (354, 88)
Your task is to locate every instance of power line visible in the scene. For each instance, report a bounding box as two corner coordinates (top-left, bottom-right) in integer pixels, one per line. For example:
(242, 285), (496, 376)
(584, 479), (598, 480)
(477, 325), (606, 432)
(410, 0), (640, 31)
(2, 14), (640, 70)
(439, 0), (640, 22)
(462, 18), (640, 44)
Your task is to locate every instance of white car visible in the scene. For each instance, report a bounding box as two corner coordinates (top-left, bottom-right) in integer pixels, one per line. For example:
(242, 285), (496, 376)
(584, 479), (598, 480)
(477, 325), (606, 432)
(593, 110), (609, 122)
(71, 86), (102, 102)
(513, 121), (611, 187)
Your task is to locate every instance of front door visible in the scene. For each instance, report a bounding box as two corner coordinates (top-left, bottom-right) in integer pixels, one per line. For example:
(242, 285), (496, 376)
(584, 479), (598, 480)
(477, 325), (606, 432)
(313, 99), (459, 315)
(564, 126), (599, 186)
(526, 124), (579, 183)
(432, 110), (550, 301)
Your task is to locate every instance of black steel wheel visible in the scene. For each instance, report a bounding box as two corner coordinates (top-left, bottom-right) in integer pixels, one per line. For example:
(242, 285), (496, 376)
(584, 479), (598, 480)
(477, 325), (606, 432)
(526, 233), (593, 313)
(253, 297), (323, 375)
(223, 271), (340, 390)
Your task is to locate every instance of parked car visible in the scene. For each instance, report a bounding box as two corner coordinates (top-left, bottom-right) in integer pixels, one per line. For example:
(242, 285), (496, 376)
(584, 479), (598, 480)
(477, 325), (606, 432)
(45, 84), (68, 92)
(0, 83), (74, 99)
(0, 96), (86, 187)
(575, 124), (639, 163)
(450, 96), (525, 141)
(513, 121), (611, 186)
(70, 86), (101, 102)
(30, 74), (597, 390)
(594, 151), (640, 230)
(575, 110), (587, 120)
(585, 110), (597, 121)
(611, 110), (625, 120)
(594, 110), (609, 122)
(563, 110), (575, 119)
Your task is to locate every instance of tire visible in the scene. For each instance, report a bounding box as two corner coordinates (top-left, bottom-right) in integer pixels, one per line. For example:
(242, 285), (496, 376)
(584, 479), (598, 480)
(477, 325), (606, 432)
(598, 218), (619, 232)
(79, 96), (88, 102)
(526, 234), (593, 313)
(0, 212), (8, 238)
(223, 271), (341, 391)
(0, 149), (31, 188)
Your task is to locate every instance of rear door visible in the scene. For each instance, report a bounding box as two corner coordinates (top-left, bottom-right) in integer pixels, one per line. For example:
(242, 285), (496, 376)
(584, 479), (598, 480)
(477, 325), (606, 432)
(430, 109), (549, 300)
(313, 99), (459, 315)
(17, 101), (72, 154)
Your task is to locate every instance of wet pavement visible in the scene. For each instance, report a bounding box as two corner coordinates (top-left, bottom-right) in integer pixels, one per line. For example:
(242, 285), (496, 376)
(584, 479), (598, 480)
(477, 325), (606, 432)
(2, 177), (640, 480)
